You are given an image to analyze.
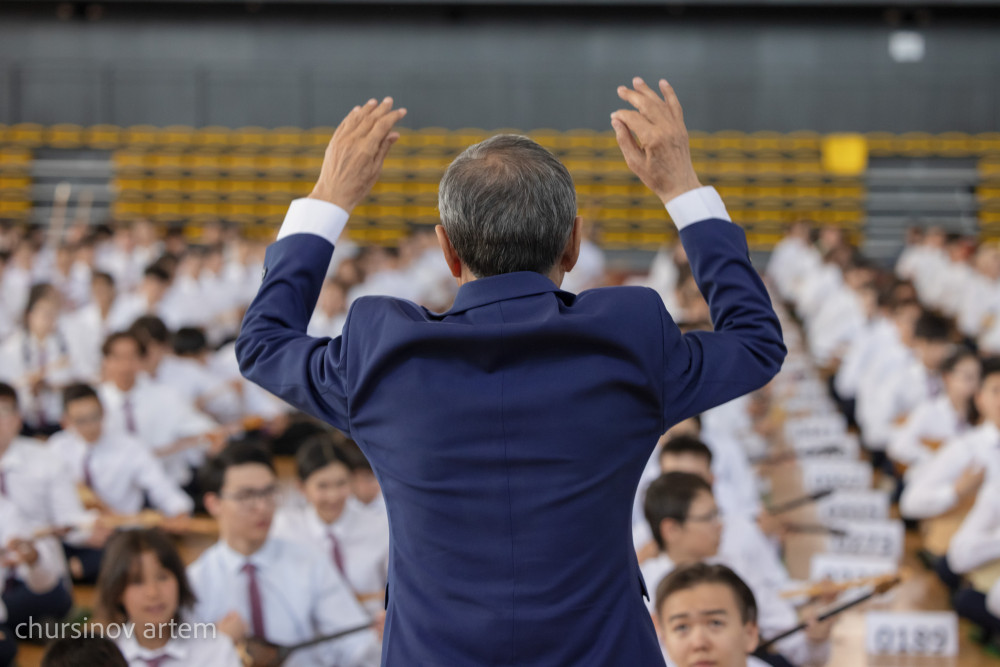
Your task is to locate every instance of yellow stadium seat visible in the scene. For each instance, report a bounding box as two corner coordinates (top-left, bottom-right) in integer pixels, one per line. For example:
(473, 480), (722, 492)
(706, 131), (748, 152)
(162, 125), (195, 146)
(865, 132), (896, 156)
(46, 124), (84, 148)
(896, 132), (935, 156)
(0, 148), (32, 167)
(747, 131), (784, 153)
(194, 126), (233, 149)
(974, 133), (1000, 154)
(304, 127), (335, 148)
(933, 132), (975, 156)
(822, 134), (868, 175)
(265, 127), (303, 149)
(125, 125), (163, 147)
(86, 125), (124, 149)
(8, 123), (44, 147)
(233, 127), (269, 148)
(786, 131), (822, 152)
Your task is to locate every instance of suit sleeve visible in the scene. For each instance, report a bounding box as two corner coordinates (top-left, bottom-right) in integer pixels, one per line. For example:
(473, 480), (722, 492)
(235, 199), (353, 433)
(657, 217), (786, 426)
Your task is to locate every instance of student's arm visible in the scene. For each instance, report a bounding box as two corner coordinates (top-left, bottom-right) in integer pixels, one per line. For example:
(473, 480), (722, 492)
(946, 484), (1000, 573)
(310, 553), (381, 667)
(236, 99), (406, 434)
(888, 403), (932, 466)
(134, 448), (194, 517)
(899, 437), (977, 519)
(612, 79), (785, 425)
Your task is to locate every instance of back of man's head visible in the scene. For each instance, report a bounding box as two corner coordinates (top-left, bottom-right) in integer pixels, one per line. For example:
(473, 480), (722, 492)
(438, 134), (577, 278)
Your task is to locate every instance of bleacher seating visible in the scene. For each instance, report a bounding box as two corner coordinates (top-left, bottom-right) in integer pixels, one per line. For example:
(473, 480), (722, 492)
(2, 125), (1000, 250)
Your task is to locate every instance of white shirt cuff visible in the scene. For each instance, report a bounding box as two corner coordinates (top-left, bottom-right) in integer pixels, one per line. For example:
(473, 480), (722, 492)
(665, 186), (731, 230)
(276, 198), (350, 245)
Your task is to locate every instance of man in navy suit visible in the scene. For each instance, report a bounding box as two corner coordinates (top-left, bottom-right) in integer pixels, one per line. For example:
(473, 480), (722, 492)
(236, 78), (785, 665)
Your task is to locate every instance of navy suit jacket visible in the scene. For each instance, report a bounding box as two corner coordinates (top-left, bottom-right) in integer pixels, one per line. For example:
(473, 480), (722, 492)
(236, 217), (785, 666)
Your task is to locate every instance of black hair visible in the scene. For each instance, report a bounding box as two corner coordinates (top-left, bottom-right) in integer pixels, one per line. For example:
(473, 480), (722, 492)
(913, 310), (952, 343)
(91, 271), (115, 288)
(63, 383), (100, 411)
(173, 327), (208, 357)
(654, 562), (758, 626)
(41, 637), (128, 667)
(198, 439), (275, 497)
(0, 381), (17, 406)
(129, 315), (171, 346)
(643, 471), (713, 552)
(659, 435), (713, 466)
(143, 264), (171, 283)
(101, 331), (147, 358)
(296, 433), (355, 482)
(23, 282), (57, 322)
(980, 356), (1000, 386)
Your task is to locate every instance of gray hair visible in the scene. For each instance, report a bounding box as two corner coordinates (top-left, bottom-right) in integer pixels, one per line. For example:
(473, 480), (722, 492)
(438, 134), (577, 278)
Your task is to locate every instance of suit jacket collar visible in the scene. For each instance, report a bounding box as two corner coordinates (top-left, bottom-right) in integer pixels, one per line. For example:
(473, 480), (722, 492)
(444, 271), (569, 315)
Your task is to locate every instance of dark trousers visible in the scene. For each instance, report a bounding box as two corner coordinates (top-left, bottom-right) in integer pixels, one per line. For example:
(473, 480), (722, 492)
(934, 554), (964, 595)
(753, 650), (797, 667)
(954, 588), (1000, 636)
(0, 623), (16, 667)
(62, 543), (105, 584)
(1, 578), (73, 630)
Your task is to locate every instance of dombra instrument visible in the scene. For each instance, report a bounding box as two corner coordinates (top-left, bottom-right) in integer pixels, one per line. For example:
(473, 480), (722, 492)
(237, 622), (373, 667)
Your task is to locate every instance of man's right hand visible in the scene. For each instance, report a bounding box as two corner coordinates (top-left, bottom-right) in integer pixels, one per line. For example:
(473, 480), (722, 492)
(309, 97), (407, 213)
(611, 77), (702, 206)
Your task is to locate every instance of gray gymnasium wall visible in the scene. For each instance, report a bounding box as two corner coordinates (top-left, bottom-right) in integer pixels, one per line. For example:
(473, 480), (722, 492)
(0, 5), (999, 132)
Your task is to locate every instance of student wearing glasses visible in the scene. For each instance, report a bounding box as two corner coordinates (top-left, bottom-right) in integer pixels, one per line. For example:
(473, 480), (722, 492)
(186, 441), (380, 667)
(642, 472), (832, 667)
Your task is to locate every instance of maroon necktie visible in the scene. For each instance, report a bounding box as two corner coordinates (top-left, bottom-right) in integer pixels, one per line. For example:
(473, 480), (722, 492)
(122, 395), (138, 434)
(82, 449), (95, 489)
(35, 342), (47, 426)
(327, 530), (346, 576)
(0, 469), (6, 496)
(242, 562), (266, 639)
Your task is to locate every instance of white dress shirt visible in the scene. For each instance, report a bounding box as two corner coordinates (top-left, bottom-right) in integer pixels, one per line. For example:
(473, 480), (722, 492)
(806, 285), (865, 365)
(946, 481), (1000, 575)
(888, 394), (968, 473)
(47, 428), (193, 517)
(834, 318), (894, 400)
(0, 436), (91, 544)
(900, 421), (1000, 520)
(0, 329), (77, 428)
(187, 538), (380, 667)
(0, 496), (64, 624)
(62, 302), (115, 382)
(99, 376), (218, 485)
(115, 630), (242, 667)
(270, 498), (389, 604)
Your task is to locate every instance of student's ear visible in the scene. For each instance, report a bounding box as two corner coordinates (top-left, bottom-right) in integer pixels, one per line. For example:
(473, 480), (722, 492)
(743, 621), (760, 654)
(203, 492), (222, 518)
(435, 225), (463, 279)
(658, 518), (679, 549)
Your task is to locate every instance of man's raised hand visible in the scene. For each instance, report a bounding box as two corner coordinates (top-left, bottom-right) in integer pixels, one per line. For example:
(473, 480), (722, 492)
(309, 97), (407, 213)
(611, 77), (701, 206)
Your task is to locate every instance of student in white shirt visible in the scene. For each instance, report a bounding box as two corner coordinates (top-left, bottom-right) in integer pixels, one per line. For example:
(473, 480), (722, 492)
(656, 436), (788, 590)
(96, 528), (242, 667)
(0, 284), (76, 435)
(945, 480), (1000, 640)
(0, 495), (68, 664)
(63, 271), (118, 383)
(654, 562), (770, 667)
(53, 383), (193, 516)
(641, 473), (832, 667)
(187, 441), (381, 667)
(271, 434), (390, 621)
(106, 265), (173, 333)
(0, 382), (94, 593)
(857, 309), (952, 457)
(98, 332), (223, 488)
(900, 356), (1000, 521)
(888, 347), (979, 475)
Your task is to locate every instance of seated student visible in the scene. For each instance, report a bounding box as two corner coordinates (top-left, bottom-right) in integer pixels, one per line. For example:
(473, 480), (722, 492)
(63, 271), (118, 383)
(0, 495), (67, 667)
(48, 383), (193, 582)
(154, 327), (243, 426)
(271, 433), (389, 619)
(0, 284), (75, 436)
(888, 347), (979, 476)
(96, 527), (241, 667)
(187, 441), (380, 667)
(0, 382), (84, 607)
(656, 436), (788, 590)
(900, 356), (1000, 520)
(858, 309), (953, 459)
(341, 439), (387, 518)
(40, 637), (128, 667)
(945, 479), (1000, 642)
(654, 562), (770, 667)
(98, 331), (223, 489)
(642, 472), (832, 667)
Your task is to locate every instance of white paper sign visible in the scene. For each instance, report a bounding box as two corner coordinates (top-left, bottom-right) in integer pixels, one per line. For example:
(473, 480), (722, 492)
(865, 612), (959, 656)
(817, 490), (891, 523)
(800, 460), (873, 493)
(784, 415), (847, 446)
(809, 553), (897, 582)
(827, 520), (906, 560)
